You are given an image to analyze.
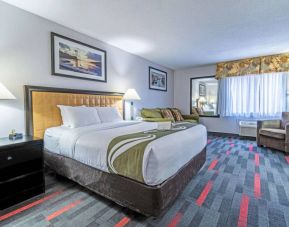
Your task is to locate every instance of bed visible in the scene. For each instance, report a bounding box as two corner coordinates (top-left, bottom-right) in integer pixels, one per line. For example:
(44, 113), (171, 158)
(25, 85), (207, 216)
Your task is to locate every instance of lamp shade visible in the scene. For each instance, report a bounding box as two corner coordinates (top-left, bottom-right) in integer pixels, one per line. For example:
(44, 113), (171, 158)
(123, 88), (141, 101)
(198, 97), (206, 103)
(0, 83), (16, 100)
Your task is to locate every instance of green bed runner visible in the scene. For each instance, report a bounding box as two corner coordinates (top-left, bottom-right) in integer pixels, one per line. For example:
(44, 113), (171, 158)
(107, 122), (197, 183)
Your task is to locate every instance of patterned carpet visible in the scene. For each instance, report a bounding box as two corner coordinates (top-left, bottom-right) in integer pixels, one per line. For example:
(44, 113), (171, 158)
(1, 135), (289, 227)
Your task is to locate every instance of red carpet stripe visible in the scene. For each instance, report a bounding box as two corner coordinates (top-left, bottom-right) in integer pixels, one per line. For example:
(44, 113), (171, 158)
(254, 173), (261, 198)
(207, 139), (212, 144)
(230, 143), (235, 148)
(0, 190), (62, 222)
(285, 156), (289, 164)
(249, 144), (253, 152)
(208, 159), (218, 170)
(196, 181), (213, 206)
(255, 154), (260, 166)
(167, 212), (183, 227)
(46, 199), (82, 221)
(238, 195), (249, 227)
(115, 217), (130, 227)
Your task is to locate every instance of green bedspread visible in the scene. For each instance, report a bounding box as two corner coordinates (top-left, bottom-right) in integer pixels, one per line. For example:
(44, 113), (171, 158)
(107, 122), (197, 183)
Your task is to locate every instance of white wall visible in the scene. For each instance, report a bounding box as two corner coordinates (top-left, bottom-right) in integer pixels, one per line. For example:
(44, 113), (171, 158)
(0, 2), (174, 137)
(174, 65), (239, 134)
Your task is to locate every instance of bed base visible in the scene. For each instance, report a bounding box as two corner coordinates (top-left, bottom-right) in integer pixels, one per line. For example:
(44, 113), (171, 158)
(44, 147), (206, 217)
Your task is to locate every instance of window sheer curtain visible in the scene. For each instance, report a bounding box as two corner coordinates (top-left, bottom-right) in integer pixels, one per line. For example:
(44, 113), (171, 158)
(217, 73), (287, 118)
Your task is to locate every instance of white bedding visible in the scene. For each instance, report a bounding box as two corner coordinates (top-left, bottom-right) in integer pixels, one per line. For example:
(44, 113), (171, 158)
(44, 121), (207, 186)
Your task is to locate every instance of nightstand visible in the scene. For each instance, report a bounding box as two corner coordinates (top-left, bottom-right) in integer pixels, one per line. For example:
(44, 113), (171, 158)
(0, 136), (44, 210)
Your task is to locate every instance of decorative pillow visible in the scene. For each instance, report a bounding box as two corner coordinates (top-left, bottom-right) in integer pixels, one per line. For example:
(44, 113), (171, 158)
(95, 107), (123, 123)
(160, 108), (175, 122)
(141, 108), (162, 118)
(57, 105), (101, 128)
(170, 108), (184, 122)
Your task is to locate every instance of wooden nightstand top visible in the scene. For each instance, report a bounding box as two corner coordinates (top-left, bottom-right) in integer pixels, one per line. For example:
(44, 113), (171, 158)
(0, 136), (42, 148)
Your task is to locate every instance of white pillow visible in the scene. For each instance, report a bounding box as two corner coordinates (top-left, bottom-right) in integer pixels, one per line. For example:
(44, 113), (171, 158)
(57, 105), (101, 128)
(95, 107), (123, 123)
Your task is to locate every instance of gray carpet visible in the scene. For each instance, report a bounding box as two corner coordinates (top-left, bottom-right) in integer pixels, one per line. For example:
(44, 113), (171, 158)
(1, 135), (289, 227)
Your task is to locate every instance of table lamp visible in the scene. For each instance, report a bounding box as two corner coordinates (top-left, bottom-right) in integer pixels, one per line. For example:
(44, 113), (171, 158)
(198, 96), (207, 108)
(123, 88), (141, 120)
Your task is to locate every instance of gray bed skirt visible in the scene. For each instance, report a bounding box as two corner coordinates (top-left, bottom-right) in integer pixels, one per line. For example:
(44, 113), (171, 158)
(44, 147), (206, 216)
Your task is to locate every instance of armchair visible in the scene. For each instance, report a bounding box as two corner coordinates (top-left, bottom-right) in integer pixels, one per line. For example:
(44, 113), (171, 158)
(257, 112), (289, 153)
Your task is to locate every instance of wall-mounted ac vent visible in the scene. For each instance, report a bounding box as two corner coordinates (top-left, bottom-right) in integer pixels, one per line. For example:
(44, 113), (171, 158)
(239, 121), (257, 137)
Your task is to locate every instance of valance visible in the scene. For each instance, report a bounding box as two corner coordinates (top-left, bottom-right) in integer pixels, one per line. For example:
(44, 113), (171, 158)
(216, 53), (289, 79)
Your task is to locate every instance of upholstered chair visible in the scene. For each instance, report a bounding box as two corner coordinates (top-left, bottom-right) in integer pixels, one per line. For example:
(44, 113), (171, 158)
(257, 112), (289, 153)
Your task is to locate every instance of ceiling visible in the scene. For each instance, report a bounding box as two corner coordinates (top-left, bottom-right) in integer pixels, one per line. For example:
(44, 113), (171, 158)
(2, 0), (289, 70)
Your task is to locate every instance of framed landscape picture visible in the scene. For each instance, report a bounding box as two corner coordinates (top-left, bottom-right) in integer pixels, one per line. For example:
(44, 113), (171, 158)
(51, 32), (107, 82)
(149, 67), (167, 91)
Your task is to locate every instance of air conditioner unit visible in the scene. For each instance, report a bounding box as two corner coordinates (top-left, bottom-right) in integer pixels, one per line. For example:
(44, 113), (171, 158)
(239, 121), (257, 137)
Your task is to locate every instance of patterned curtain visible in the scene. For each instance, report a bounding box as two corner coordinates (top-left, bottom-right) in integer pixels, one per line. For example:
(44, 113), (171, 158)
(216, 53), (289, 79)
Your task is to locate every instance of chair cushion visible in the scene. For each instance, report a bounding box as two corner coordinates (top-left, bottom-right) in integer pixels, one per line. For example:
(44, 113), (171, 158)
(141, 108), (162, 118)
(170, 108), (184, 122)
(259, 128), (286, 140)
(160, 109), (175, 122)
(281, 112), (289, 129)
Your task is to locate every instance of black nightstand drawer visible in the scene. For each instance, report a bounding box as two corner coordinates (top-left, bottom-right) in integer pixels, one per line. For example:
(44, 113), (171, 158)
(0, 171), (43, 198)
(0, 158), (43, 182)
(0, 143), (42, 169)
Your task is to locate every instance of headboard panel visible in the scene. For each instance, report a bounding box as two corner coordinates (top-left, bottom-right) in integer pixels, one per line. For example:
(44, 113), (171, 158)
(25, 86), (124, 139)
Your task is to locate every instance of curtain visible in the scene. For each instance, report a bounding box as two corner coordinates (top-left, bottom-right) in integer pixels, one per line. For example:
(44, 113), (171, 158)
(217, 73), (287, 118)
(216, 53), (289, 79)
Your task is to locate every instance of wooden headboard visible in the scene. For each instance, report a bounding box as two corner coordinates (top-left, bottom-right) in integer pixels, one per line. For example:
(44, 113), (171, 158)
(25, 86), (124, 139)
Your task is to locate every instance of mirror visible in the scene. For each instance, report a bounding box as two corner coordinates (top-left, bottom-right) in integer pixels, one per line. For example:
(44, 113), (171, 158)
(190, 76), (219, 117)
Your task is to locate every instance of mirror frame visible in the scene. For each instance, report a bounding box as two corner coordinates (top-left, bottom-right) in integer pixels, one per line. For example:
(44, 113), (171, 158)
(190, 76), (220, 118)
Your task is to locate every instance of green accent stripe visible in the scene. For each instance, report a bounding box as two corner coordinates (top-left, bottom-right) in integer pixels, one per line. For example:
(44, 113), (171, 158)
(107, 122), (197, 183)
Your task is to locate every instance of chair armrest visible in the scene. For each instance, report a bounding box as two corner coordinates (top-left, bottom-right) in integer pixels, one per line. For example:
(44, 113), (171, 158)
(142, 118), (173, 122)
(257, 120), (281, 145)
(182, 114), (199, 121)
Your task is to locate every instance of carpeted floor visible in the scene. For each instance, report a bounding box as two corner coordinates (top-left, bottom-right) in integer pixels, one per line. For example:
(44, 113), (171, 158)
(1, 135), (289, 227)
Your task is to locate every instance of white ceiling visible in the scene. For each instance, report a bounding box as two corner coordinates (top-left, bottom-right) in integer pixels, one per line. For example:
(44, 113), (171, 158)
(2, 0), (289, 70)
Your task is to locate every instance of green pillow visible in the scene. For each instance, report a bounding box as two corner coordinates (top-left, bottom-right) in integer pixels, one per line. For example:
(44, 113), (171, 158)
(141, 108), (162, 118)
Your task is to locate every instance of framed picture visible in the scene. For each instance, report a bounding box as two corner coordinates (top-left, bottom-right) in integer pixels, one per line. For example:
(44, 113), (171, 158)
(149, 67), (167, 91)
(199, 83), (206, 96)
(51, 32), (107, 82)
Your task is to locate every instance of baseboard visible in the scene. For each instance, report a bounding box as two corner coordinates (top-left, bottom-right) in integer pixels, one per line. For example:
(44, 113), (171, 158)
(208, 131), (256, 141)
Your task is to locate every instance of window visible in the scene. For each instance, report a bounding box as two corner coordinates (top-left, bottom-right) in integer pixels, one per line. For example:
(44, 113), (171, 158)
(190, 76), (219, 117)
(217, 73), (289, 118)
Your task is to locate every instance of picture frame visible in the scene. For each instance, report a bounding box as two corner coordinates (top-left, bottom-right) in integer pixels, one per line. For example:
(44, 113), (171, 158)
(199, 83), (206, 96)
(149, 67), (167, 91)
(51, 32), (107, 82)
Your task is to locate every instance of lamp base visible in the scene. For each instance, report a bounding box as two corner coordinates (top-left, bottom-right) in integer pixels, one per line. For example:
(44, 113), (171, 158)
(130, 101), (134, 120)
